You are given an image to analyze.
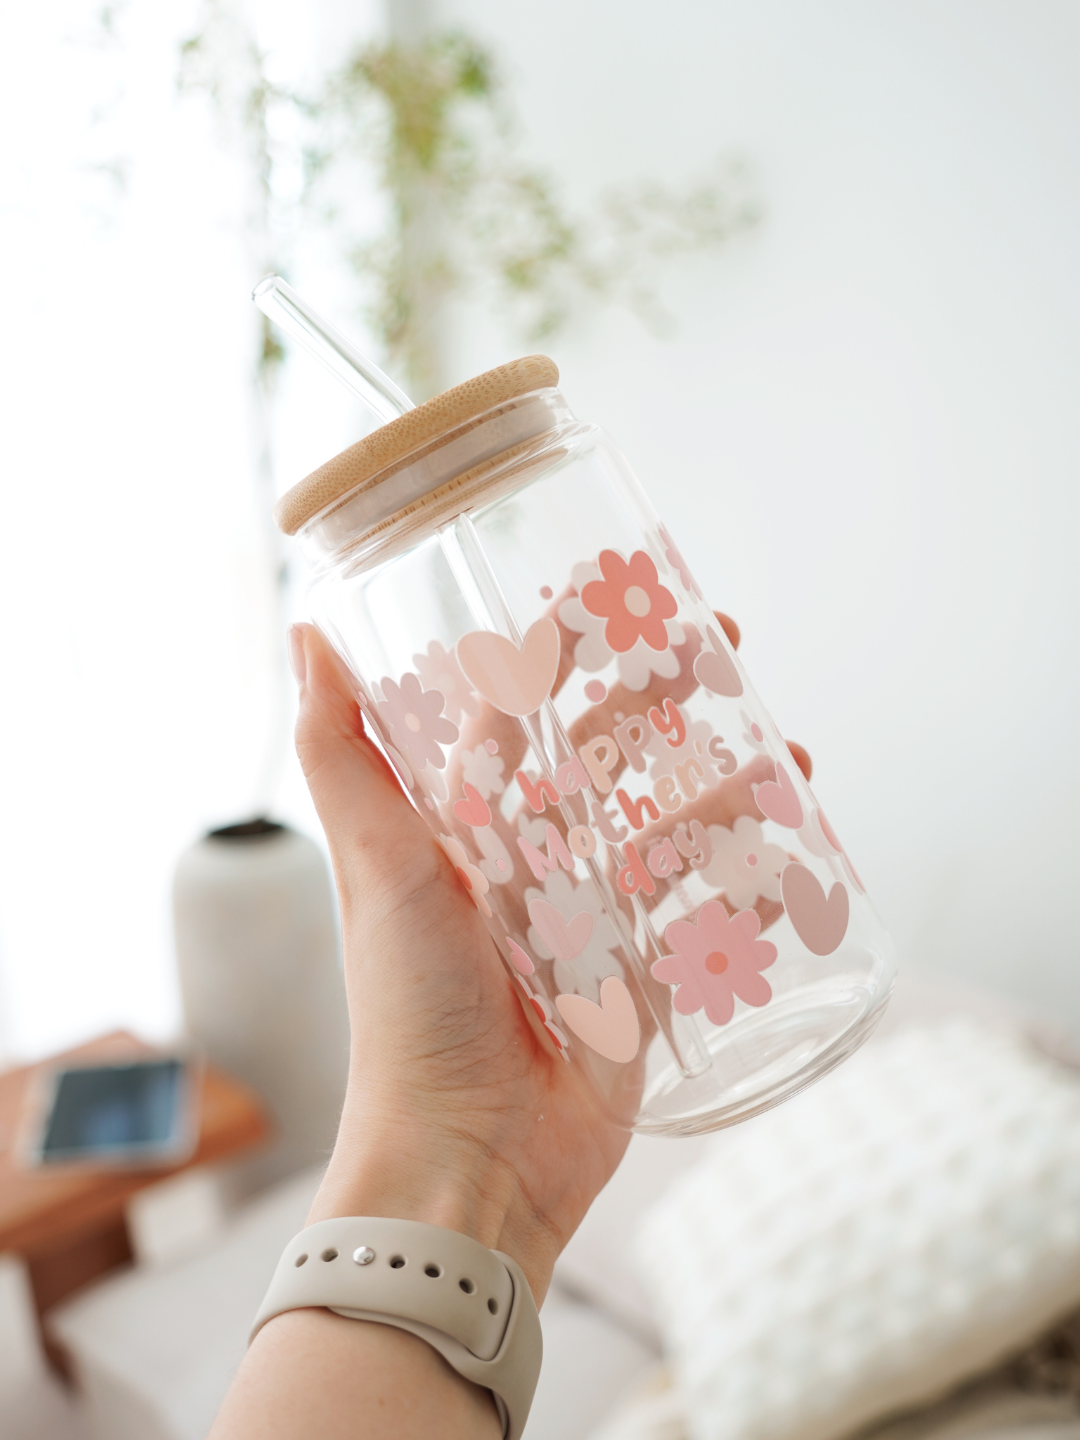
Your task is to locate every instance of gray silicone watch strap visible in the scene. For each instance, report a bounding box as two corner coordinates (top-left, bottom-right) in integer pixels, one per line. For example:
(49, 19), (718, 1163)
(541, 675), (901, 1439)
(250, 1217), (543, 1440)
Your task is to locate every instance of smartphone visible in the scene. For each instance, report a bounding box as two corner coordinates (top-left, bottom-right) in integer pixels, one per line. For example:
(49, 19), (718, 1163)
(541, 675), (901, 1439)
(24, 1055), (200, 1167)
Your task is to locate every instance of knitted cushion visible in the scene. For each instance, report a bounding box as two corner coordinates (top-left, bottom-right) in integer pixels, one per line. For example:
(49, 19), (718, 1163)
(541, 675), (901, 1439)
(636, 1022), (1080, 1440)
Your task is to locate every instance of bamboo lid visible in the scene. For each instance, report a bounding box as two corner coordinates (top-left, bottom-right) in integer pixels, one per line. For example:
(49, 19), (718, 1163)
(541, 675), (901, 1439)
(274, 354), (559, 536)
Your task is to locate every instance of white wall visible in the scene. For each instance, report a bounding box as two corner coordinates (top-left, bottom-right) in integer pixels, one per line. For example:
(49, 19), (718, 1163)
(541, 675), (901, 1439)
(441, 0), (1080, 1029)
(0, 0), (368, 1060)
(2, 0), (1078, 1059)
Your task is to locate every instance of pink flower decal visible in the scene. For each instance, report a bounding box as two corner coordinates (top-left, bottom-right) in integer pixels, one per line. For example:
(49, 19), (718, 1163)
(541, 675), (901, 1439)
(652, 900), (777, 1027)
(437, 834), (492, 917)
(377, 671), (459, 771)
(658, 525), (703, 600)
(580, 549), (679, 654)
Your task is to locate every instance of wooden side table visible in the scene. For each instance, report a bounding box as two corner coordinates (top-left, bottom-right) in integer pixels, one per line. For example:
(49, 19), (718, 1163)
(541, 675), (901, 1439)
(0, 1030), (270, 1363)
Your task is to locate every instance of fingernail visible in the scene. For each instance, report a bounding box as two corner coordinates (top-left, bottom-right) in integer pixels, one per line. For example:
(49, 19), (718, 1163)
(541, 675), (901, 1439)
(288, 625), (307, 687)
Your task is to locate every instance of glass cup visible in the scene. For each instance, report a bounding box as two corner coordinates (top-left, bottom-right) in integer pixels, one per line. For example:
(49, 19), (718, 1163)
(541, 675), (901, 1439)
(277, 356), (895, 1135)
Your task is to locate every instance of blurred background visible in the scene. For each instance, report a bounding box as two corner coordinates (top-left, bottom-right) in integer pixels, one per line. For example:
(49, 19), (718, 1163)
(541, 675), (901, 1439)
(3, 0), (1078, 1064)
(3, 6), (1080, 1440)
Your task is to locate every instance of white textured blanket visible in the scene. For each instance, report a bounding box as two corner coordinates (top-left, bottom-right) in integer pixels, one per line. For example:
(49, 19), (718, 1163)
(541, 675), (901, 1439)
(633, 1022), (1080, 1440)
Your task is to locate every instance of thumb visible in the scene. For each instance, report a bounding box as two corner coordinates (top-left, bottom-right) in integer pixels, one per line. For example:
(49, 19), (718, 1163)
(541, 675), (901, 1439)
(289, 623), (438, 895)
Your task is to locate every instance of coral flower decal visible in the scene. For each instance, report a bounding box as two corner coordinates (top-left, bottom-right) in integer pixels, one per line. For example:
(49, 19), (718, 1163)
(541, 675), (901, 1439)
(519, 986), (571, 1060)
(437, 834), (492, 917)
(559, 561), (685, 691)
(377, 671), (459, 771)
(652, 900), (777, 1027)
(580, 549), (679, 654)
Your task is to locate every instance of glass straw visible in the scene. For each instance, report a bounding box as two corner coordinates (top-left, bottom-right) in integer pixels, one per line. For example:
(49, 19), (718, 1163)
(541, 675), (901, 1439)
(252, 275), (414, 424)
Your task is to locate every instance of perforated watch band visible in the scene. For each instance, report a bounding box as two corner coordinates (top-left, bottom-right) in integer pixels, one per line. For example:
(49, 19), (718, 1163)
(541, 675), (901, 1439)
(250, 1217), (543, 1440)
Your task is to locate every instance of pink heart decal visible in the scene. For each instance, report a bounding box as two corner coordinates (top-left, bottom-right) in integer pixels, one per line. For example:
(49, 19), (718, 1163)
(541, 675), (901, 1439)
(456, 619), (561, 718)
(817, 810), (843, 853)
(815, 808), (866, 894)
(555, 976), (640, 1064)
(693, 624), (744, 697)
(527, 898), (593, 962)
(754, 761), (804, 829)
(452, 782), (491, 828)
(781, 862), (849, 955)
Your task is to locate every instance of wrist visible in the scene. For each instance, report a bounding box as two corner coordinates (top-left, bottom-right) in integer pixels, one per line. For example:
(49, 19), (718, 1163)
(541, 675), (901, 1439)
(308, 1102), (558, 1304)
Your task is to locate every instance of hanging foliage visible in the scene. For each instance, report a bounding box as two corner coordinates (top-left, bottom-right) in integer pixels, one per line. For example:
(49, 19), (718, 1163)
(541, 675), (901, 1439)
(179, 3), (761, 395)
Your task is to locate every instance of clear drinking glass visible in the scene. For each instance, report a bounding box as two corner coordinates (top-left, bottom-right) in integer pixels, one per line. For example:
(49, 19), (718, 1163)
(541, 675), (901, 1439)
(279, 357), (895, 1135)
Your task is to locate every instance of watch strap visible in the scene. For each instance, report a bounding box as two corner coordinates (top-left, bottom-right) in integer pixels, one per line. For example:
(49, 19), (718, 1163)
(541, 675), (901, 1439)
(250, 1217), (542, 1440)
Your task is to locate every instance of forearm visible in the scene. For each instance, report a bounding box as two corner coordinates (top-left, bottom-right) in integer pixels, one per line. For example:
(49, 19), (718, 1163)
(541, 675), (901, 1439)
(209, 1307), (501, 1440)
(208, 624), (627, 1438)
(307, 1078), (560, 1303)
(210, 1102), (553, 1440)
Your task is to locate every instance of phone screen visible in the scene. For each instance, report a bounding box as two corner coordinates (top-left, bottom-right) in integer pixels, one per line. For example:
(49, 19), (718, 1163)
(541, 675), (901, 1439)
(39, 1058), (188, 1163)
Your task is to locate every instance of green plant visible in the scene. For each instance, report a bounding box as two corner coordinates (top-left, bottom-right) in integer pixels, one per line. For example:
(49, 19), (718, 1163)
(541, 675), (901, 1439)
(179, 5), (761, 397)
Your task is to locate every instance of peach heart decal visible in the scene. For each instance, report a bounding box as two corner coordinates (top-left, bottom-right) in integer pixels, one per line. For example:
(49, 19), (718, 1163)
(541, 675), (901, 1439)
(781, 862), (849, 955)
(555, 976), (640, 1063)
(452, 782), (491, 828)
(507, 939), (534, 975)
(754, 761), (804, 829)
(527, 898), (593, 963)
(693, 624), (744, 697)
(456, 619), (561, 718)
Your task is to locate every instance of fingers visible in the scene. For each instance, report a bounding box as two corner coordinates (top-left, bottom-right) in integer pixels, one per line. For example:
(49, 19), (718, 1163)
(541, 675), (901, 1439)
(708, 610), (810, 779)
(291, 623), (437, 892)
(786, 741), (812, 782)
(713, 611), (740, 650)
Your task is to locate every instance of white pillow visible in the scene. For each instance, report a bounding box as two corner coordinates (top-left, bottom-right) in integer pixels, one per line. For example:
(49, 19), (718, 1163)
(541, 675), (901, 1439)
(635, 1022), (1080, 1440)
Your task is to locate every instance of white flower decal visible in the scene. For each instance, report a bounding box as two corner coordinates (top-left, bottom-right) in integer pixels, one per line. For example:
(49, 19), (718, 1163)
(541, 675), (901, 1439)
(461, 743), (506, 799)
(658, 524), (704, 600)
(798, 807), (865, 894)
(523, 869), (624, 999)
(474, 822), (515, 886)
(412, 640), (480, 727)
(741, 709), (769, 754)
(557, 564), (614, 671)
(700, 816), (788, 910)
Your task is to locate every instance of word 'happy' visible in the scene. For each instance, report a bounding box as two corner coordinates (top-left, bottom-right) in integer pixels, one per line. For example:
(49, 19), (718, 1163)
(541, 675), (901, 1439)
(513, 699), (737, 897)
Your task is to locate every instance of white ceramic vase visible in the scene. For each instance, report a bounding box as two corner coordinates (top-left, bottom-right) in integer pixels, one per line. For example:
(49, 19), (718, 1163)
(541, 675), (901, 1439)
(173, 821), (348, 1193)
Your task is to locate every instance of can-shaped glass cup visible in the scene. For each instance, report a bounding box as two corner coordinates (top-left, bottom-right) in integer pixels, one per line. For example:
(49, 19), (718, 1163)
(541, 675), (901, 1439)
(277, 356), (895, 1135)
